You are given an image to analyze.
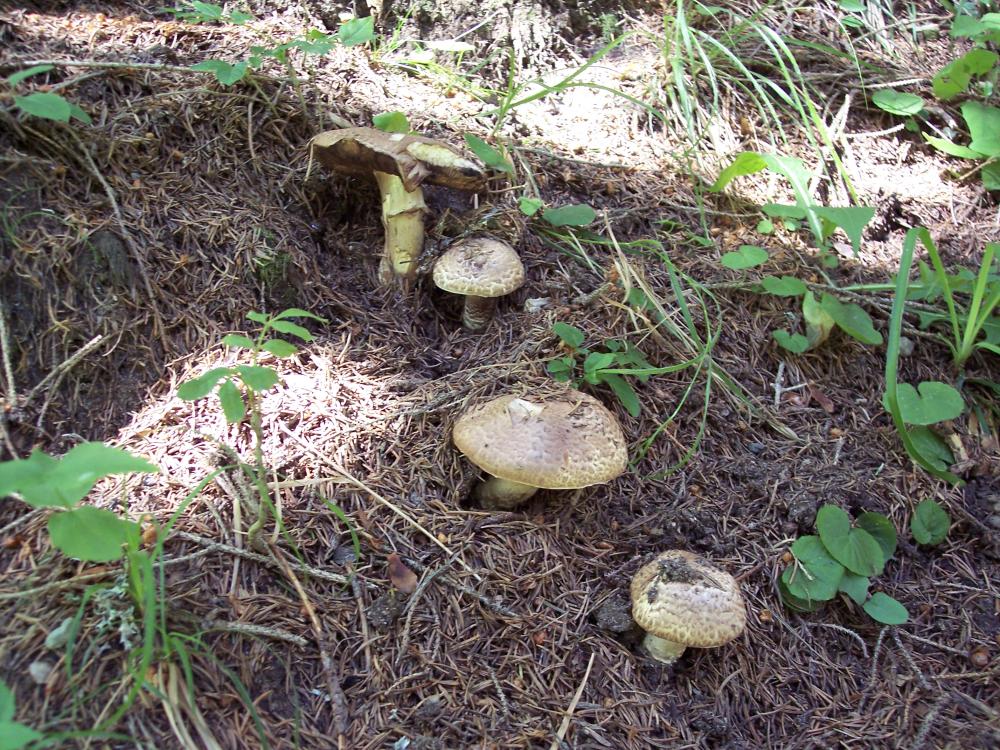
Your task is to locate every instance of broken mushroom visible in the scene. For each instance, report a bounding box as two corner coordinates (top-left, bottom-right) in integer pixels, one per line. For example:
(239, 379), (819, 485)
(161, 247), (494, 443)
(311, 127), (485, 286)
(433, 237), (525, 330)
(630, 550), (746, 665)
(452, 391), (627, 509)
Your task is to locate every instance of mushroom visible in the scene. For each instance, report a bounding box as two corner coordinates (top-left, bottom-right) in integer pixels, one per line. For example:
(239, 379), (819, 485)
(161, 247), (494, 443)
(452, 391), (627, 509)
(629, 550), (746, 665)
(433, 237), (525, 330)
(311, 127), (485, 286)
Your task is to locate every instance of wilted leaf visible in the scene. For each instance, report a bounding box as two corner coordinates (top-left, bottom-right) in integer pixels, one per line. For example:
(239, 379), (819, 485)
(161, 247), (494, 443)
(387, 553), (418, 593)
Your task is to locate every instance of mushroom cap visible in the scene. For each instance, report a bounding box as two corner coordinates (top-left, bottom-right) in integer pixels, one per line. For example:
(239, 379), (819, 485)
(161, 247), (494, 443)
(311, 127), (485, 192)
(453, 391), (627, 489)
(433, 238), (525, 297)
(630, 550), (746, 649)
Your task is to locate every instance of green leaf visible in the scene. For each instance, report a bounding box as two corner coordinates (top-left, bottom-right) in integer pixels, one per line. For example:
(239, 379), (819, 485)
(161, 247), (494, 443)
(773, 330), (810, 353)
(894, 381), (964, 425)
(982, 161), (1000, 190)
(583, 351), (616, 377)
(552, 323), (586, 348)
(338, 16), (375, 46)
(813, 206), (875, 255)
(229, 9), (253, 24)
(839, 0), (865, 11)
(13, 92), (71, 122)
(519, 197), (543, 216)
(906, 426), (955, 471)
(872, 89), (925, 116)
(782, 535), (845, 602)
(269, 320), (313, 341)
(6, 64), (54, 87)
(177, 367), (234, 400)
(542, 204), (596, 227)
(217, 379), (246, 423)
(273, 307), (325, 322)
(838, 572), (870, 605)
(778, 576), (823, 612)
(603, 374), (641, 418)
(463, 134), (512, 174)
(0, 722), (43, 750)
(67, 103), (92, 125)
(819, 294), (883, 345)
(856, 512), (897, 563)
(48, 506), (140, 562)
(756, 218), (774, 234)
(234, 365), (280, 392)
(911, 499), (950, 545)
(373, 111), (410, 134)
(222, 334), (256, 349)
(262, 339), (298, 357)
(546, 358), (575, 382)
(709, 152), (768, 191)
(816, 505), (886, 577)
(963, 101), (1000, 157)
(190, 60), (249, 85)
(803, 291), (835, 348)
(0, 680), (14, 722)
(720, 245), (769, 270)
(932, 49), (999, 101)
(862, 592), (908, 624)
(246, 311), (269, 324)
(760, 275), (808, 296)
(761, 204), (807, 219)
(923, 133), (984, 159)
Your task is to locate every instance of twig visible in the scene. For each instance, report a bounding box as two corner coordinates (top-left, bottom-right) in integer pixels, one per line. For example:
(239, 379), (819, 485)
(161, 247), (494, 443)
(899, 630), (969, 657)
(910, 693), (950, 750)
(12, 58), (204, 73)
(203, 619), (308, 647)
(549, 652), (595, 750)
(893, 628), (932, 691)
(404, 556), (517, 618)
(772, 361), (785, 408)
(489, 667), (510, 718)
(0, 302), (17, 406)
(810, 622), (869, 659)
(396, 554), (458, 666)
(23, 334), (105, 404)
(0, 570), (114, 600)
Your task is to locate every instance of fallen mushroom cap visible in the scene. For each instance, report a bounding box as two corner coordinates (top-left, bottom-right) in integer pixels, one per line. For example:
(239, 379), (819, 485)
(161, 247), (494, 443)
(433, 238), (525, 297)
(453, 391), (628, 490)
(630, 550), (746, 657)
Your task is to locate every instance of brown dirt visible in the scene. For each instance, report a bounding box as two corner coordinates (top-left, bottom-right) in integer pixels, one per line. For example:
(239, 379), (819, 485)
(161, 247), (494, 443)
(1, 1), (999, 749)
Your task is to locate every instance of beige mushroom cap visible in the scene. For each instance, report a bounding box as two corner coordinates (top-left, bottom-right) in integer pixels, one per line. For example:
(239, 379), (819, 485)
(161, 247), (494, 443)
(630, 550), (746, 649)
(433, 238), (525, 297)
(453, 391), (628, 489)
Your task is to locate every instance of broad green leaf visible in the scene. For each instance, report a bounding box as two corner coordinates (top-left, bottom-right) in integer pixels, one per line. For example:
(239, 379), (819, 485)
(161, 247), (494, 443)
(13, 92), (71, 122)
(773, 330), (809, 353)
(222, 334), (255, 349)
(262, 339), (298, 357)
(552, 322), (586, 348)
(839, 0), (865, 11)
(911, 499), (950, 545)
(906, 426), (954, 471)
(923, 133), (984, 159)
(583, 351), (616, 376)
(48, 506), (139, 562)
(542, 204), (596, 227)
(932, 49), (998, 100)
(0, 680), (14, 722)
(229, 9), (253, 24)
(463, 134), (512, 173)
(177, 366), (233, 400)
(546, 358), (575, 382)
(217, 379), (246, 423)
(838, 572), (870, 605)
(7, 64), (54, 87)
(761, 275), (808, 296)
(603, 374), (641, 418)
(269, 320), (313, 341)
(872, 89), (924, 116)
(856, 512), (897, 563)
(273, 308), (325, 322)
(67, 103), (92, 125)
(819, 294), (883, 345)
(246, 311), (269, 323)
(756, 218), (774, 234)
(761, 203), (807, 219)
(709, 152), (768, 191)
(338, 16), (375, 46)
(963, 101), (1000, 156)
(234, 365), (280, 392)
(519, 197), (543, 216)
(803, 291), (835, 348)
(982, 161), (1000, 190)
(863, 592), (908, 624)
(779, 576), (823, 612)
(720, 245), (768, 270)
(782, 535), (845, 602)
(816, 505), (885, 577)
(190, 60), (249, 85)
(813, 206), (876, 255)
(0, 722), (43, 750)
(894, 381), (964, 425)
(373, 111), (410, 134)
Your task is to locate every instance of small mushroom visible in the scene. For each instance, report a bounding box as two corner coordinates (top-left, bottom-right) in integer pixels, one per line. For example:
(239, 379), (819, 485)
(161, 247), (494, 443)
(311, 127), (485, 286)
(452, 391), (627, 509)
(433, 237), (525, 330)
(630, 550), (746, 665)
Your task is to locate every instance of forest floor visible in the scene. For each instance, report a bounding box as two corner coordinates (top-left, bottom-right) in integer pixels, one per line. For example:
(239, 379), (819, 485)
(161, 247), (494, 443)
(1, 1), (999, 748)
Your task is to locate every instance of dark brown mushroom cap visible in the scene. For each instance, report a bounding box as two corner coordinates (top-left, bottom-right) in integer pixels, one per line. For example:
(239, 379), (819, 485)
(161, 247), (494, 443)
(452, 392), (628, 489)
(311, 127), (486, 192)
(433, 238), (525, 297)
(630, 550), (746, 649)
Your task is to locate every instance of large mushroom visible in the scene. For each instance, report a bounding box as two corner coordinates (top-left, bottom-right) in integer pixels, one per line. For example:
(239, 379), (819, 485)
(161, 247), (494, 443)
(452, 391), (627, 509)
(630, 550), (746, 665)
(311, 127), (485, 286)
(433, 237), (525, 330)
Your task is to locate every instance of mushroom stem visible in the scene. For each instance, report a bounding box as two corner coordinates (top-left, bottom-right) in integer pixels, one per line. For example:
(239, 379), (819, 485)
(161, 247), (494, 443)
(374, 170), (427, 286)
(474, 476), (538, 509)
(642, 633), (687, 665)
(461, 295), (497, 330)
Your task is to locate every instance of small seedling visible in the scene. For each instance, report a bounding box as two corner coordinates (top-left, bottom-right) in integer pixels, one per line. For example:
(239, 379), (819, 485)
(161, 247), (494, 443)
(5, 65), (92, 124)
(911, 499), (951, 546)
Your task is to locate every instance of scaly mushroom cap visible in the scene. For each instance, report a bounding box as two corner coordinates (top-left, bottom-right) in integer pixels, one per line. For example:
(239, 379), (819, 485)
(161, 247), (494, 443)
(453, 392), (628, 489)
(311, 127), (485, 192)
(433, 238), (525, 297)
(630, 550), (746, 649)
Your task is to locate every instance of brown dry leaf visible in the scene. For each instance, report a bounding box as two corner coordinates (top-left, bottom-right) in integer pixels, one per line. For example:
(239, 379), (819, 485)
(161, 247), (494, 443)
(531, 630), (548, 646)
(809, 384), (836, 414)
(387, 553), (418, 593)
